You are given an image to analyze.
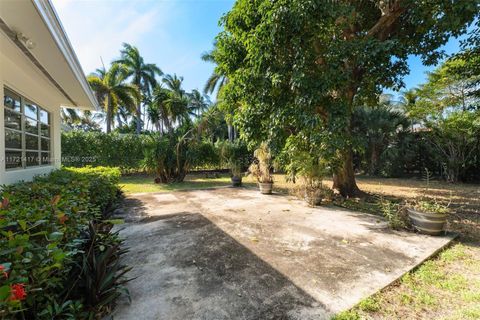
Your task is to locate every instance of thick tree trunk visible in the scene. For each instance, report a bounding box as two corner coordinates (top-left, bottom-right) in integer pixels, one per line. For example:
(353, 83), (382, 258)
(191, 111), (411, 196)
(332, 85), (362, 197)
(332, 146), (361, 197)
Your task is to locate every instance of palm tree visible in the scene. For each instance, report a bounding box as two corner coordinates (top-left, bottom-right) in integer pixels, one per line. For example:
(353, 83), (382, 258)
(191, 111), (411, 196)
(148, 84), (171, 133)
(162, 74), (185, 97)
(61, 108), (81, 127)
(353, 98), (410, 175)
(201, 52), (228, 97)
(115, 43), (163, 134)
(188, 89), (210, 117)
(201, 51), (235, 141)
(87, 63), (140, 133)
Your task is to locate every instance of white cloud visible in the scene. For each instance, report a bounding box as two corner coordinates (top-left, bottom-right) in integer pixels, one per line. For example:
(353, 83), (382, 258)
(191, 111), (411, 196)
(52, 0), (175, 74)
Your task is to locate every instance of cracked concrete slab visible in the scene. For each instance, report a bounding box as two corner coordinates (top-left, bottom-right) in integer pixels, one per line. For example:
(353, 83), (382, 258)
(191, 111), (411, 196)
(112, 188), (454, 320)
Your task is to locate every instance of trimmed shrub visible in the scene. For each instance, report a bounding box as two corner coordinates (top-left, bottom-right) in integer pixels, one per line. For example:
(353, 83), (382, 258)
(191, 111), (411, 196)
(0, 167), (128, 319)
(62, 131), (149, 172)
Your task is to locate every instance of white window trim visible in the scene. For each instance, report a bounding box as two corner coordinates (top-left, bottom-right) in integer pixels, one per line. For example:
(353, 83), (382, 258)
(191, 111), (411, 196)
(4, 87), (52, 171)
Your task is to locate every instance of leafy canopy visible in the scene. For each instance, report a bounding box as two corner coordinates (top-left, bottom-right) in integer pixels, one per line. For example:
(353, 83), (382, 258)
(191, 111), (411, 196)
(211, 0), (478, 170)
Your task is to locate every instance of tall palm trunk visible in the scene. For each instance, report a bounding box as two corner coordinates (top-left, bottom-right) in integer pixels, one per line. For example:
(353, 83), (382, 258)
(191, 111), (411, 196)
(106, 95), (112, 133)
(135, 103), (142, 134)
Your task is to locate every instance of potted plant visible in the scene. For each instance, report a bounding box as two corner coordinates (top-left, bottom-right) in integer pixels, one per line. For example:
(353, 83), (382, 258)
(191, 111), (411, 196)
(230, 162), (243, 187)
(407, 200), (449, 235)
(406, 168), (449, 236)
(218, 140), (247, 187)
(248, 142), (274, 194)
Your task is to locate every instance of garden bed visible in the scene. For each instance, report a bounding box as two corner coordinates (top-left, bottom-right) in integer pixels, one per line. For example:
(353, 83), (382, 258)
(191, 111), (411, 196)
(0, 167), (129, 319)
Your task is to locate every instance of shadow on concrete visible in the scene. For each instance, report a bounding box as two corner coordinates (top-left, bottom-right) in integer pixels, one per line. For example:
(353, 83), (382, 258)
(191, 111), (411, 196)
(114, 211), (330, 320)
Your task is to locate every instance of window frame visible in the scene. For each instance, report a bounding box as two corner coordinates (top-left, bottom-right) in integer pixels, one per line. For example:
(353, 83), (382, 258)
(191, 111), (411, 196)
(3, 87), (52, 171)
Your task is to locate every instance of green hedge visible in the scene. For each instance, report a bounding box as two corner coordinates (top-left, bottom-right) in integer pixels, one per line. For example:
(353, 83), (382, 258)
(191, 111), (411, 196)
(0, 167), (128, 319)
(62, 131), (149, 172)
(62, 131), (253, 174)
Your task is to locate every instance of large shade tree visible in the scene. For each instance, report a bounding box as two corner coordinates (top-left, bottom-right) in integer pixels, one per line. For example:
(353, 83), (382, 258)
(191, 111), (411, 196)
(87, 64), (140, 133)
(211, 0), (478, 196)
(115, 43), (163, 134)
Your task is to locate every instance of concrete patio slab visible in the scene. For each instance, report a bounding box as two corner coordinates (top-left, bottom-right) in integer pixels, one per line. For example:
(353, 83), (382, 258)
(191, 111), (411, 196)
(113, 188), (454, 320)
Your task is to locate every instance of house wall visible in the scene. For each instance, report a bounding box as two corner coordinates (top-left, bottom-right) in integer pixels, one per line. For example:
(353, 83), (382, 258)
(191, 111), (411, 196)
(0, 31), (63, 185)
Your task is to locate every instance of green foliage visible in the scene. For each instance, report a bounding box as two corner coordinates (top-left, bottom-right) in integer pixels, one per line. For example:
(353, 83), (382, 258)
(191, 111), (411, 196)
(378, 198), (407, 229)
(414, 200), (449, 215)
(406, 57), (480, 182)
(62, 131), (150, 172)
(141, 130), (224, 183)
(217, 140), (250, 176)
(87, 63), (141, 133)
(0, 167), (127, 319)
(352, 100), (411, 176)
(248, 142), (273, 183)
(211, 0), (478, 195)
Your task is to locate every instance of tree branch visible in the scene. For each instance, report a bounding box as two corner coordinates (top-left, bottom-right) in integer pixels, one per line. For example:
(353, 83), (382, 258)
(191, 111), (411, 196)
(367, 0), (406, 41)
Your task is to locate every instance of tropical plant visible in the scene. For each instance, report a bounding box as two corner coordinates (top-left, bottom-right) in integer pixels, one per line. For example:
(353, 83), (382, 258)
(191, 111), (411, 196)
(218, 140), (248, 177)
(248, 142), (273, 183)
(0, 167), (127, 319)
(87, 64), (140, 133)
(188, 89), (211, 117)
(115, 43), (163, 134)
(353, 100), (410, 175)
(201, 51), (236, 141)
(211, 0), (478, 196)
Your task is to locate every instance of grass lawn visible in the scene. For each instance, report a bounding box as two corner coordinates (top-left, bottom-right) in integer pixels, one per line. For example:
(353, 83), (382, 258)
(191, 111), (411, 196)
(120, 173), (257, 194)
(120, 172), (479, 319)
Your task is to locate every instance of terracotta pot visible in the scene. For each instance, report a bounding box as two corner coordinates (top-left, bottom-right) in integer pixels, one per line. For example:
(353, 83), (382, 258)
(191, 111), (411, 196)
(407, 208), (447, 236)
(258, 182), (273, 194)
(231, 176), (242, 187)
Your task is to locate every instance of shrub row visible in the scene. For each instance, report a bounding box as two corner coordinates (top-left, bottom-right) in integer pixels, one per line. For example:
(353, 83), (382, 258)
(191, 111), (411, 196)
(62, 131), (149, 172)
(0, 167), (128, 319)
(62, 131), (252, 174)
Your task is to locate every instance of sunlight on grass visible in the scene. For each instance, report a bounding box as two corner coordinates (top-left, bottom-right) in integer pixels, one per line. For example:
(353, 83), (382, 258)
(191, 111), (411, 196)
(335, 243), (480, 320)
(120, 173), (257, 194)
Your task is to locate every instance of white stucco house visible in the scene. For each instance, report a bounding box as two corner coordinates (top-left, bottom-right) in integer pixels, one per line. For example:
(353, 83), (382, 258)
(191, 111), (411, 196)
(0, 0), (97, 184)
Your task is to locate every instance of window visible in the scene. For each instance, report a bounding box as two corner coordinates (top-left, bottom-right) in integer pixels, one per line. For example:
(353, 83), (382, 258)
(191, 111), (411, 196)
(3, 88), (51, 170)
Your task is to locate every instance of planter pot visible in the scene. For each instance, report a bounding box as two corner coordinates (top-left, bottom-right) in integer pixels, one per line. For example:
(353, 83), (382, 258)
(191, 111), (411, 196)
(258, 182), (273, 194)
(231, 176), (242, 187)
(407, 208), (447, 236)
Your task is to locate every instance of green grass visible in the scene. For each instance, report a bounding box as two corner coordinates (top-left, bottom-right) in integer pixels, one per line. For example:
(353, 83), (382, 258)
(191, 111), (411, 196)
(332, 244), (480, 319)
(120, 173), (257, 194)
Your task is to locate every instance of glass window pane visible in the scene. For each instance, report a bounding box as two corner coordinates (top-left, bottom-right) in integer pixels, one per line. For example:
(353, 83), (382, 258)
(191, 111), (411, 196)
(5, 129), (22, 149)
(24, 101), (38, 119)
(41, 123), (50, 137)
(5, 150), (22, 169)
(41, 152), (51, 165)
(39, 108), (49, 124)
(41, 138), (50, 151)
(25, 134), (39, 150)
(4, 90), (21, 112)
(25, 117), (38, 134)
(26, 151), (39, 167)
(4, 109), (21, 130)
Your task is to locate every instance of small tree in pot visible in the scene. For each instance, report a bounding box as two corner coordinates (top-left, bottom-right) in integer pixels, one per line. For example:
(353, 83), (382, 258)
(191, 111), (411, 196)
(248, 142), (273, 194)
(218, 140), (248, 187)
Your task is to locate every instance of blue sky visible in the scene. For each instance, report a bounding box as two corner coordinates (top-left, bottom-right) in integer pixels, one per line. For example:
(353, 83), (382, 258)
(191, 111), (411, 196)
(52, 0), (466, 98)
